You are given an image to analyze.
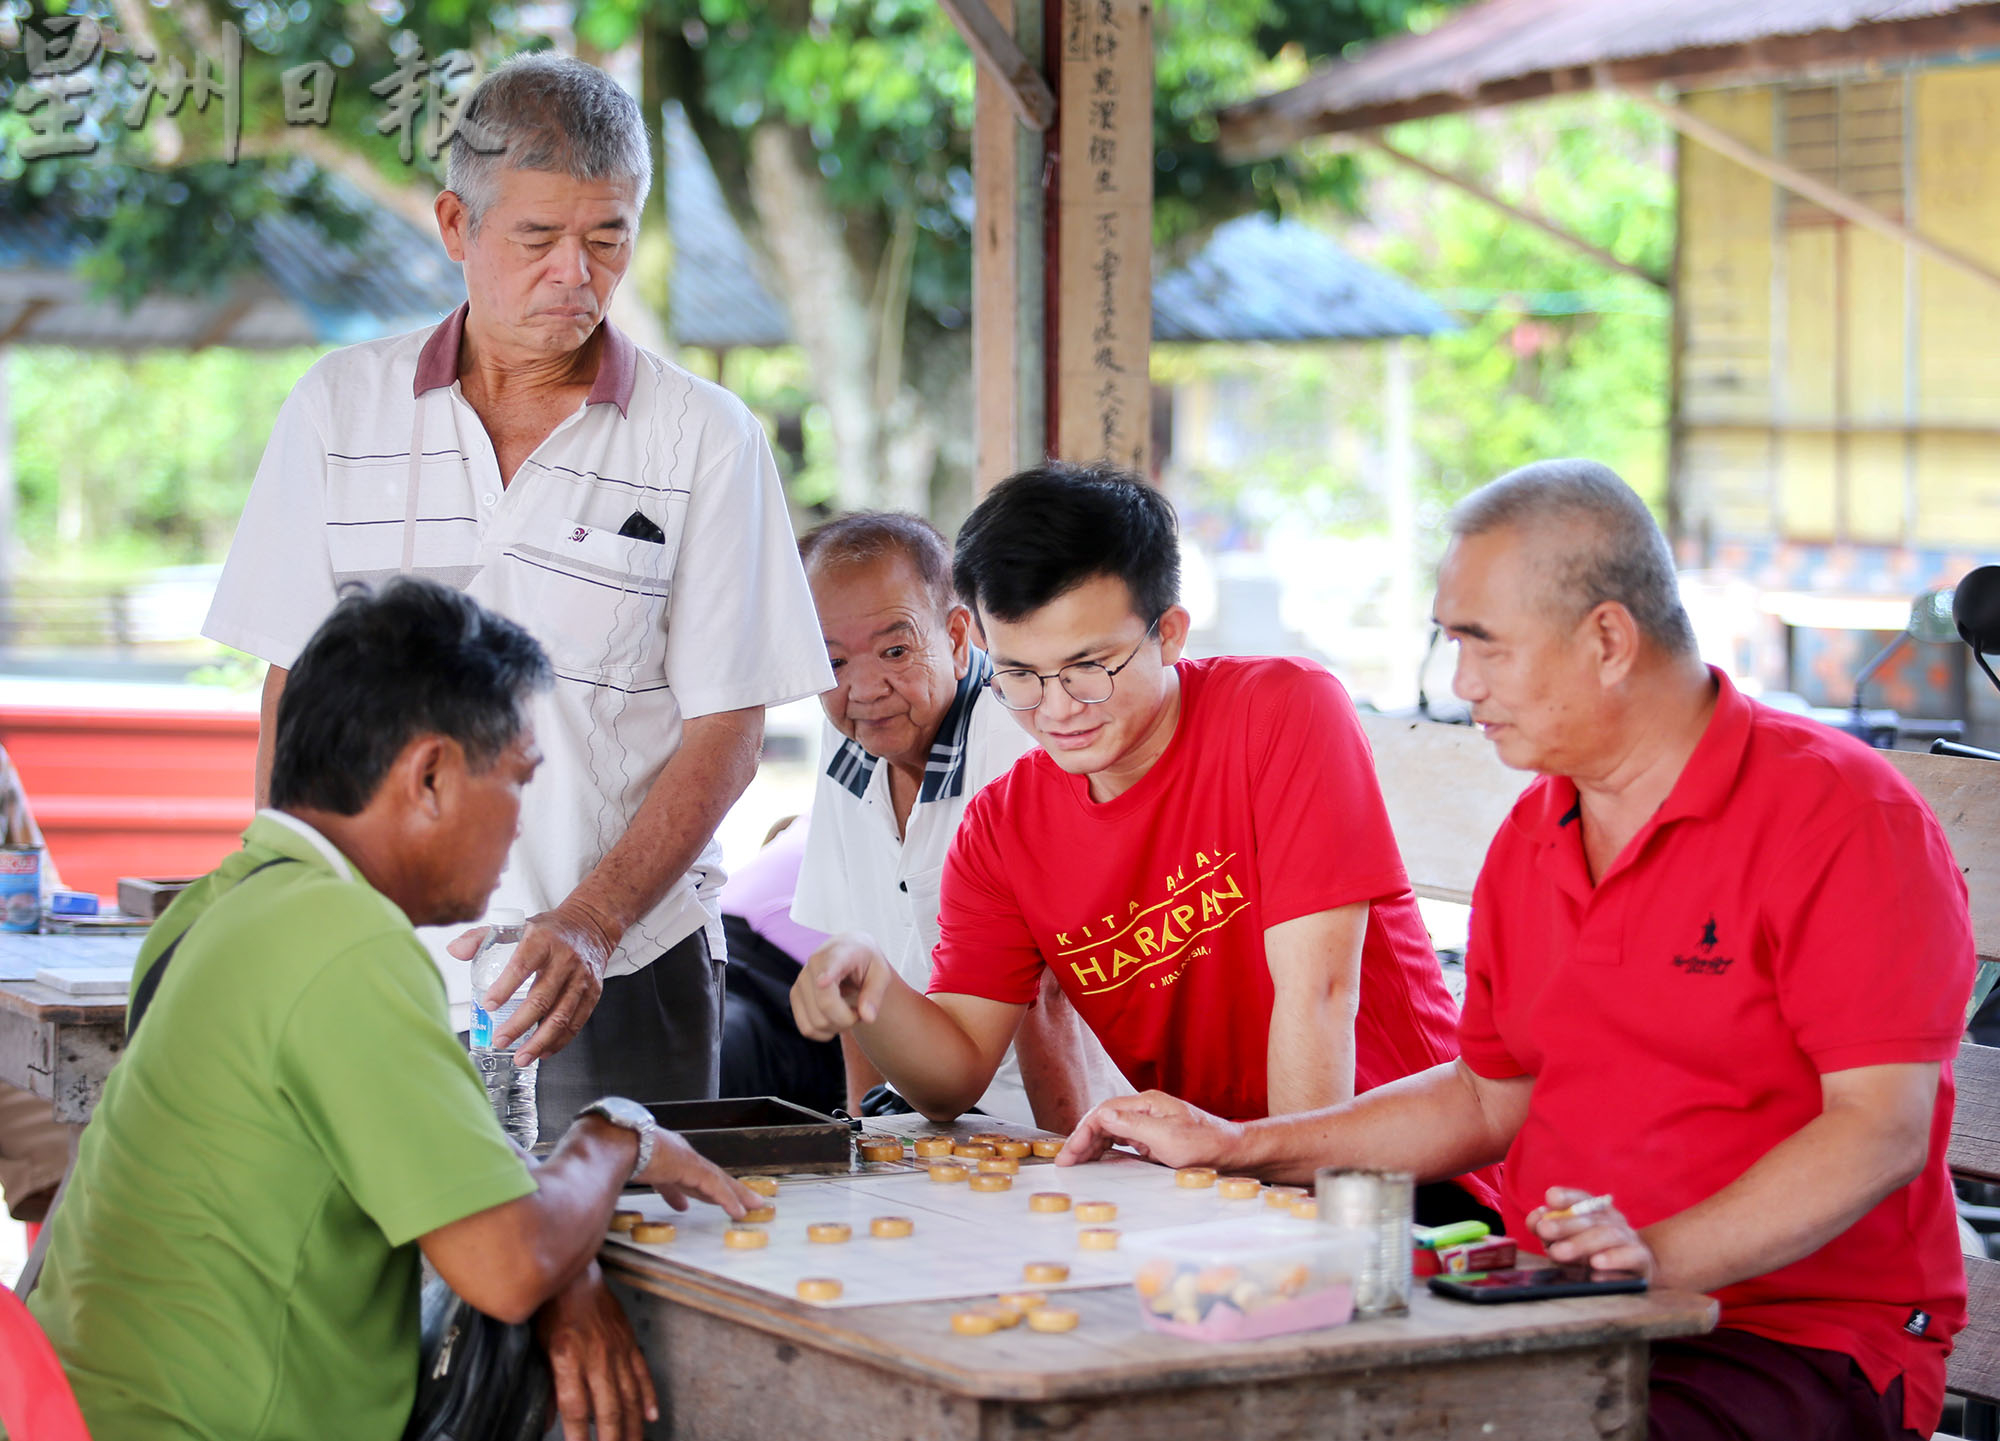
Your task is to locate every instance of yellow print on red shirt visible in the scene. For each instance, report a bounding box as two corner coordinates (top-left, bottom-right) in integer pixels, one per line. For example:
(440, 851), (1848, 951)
(1054, 848), (1253, 996)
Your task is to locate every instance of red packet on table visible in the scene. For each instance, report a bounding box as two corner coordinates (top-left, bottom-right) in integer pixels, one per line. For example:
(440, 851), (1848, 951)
(1412, 1234), (1519, 1276)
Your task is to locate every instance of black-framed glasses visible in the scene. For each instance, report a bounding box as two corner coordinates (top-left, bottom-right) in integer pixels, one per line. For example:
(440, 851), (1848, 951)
(986, 621), (1160, 711)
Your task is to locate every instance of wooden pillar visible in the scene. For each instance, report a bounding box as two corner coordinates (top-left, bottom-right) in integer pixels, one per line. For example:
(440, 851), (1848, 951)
(1051, 0), (1152, 475)
(971, 0), (1047, 496)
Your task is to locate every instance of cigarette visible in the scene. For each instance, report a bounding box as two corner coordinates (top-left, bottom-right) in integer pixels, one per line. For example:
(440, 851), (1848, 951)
(1546, 1193), (1613, 1222)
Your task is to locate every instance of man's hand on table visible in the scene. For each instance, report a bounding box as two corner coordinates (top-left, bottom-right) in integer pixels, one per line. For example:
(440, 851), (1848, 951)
(448, 900), (619, 1063)
(536, 1262), (657, 1441)
(791, 933), (895, 1039)
(1058, 1091), (1246, 1170)
(639, 1129), (764, 1217)
(1528, 1187), (1656, 1280)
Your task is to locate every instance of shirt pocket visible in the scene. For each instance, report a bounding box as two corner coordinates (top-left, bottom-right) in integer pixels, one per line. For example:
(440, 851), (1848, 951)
(897, 863), (949, 981)
(499, 516), (677, 679)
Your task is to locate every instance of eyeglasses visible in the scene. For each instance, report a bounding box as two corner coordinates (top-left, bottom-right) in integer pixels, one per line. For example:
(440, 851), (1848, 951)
(986, 621), (1159, 711)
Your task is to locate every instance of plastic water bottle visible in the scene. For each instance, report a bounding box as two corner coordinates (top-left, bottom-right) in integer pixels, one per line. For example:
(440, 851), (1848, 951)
(470, 908), (538, 1149)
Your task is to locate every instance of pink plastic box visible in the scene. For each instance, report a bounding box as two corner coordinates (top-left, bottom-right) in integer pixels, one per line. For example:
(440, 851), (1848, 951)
(1129, 1217), (1371, 1342)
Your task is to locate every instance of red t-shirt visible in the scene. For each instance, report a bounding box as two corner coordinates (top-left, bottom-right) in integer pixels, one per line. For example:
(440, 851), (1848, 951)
(931, 656), (1498, 1209)
(1459, 668), (1972, 1434)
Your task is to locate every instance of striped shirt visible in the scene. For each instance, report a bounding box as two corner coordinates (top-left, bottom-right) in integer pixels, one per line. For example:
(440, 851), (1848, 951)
(205, 305), (831, 1005)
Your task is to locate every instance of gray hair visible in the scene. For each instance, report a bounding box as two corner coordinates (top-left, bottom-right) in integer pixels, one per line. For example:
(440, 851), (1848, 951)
(1449, 459), (1696, 656)
(799, 512), (957, 618)
(447, 52), (651, 232)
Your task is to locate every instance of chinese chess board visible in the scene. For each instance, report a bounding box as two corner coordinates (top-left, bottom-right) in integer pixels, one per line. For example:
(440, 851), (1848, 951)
(604, 1147), (1314, 1309)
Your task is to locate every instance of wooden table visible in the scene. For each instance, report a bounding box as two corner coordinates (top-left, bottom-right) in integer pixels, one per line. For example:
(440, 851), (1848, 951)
(601, 1118), (1717, 1441)
(0, 933), (137, 1123)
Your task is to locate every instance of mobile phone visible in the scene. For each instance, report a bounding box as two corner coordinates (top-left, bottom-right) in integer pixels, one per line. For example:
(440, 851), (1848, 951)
(1427, 1265), (1648, 1304)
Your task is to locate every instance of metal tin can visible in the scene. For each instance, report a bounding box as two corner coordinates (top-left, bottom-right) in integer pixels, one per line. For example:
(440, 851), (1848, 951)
(0, 845), (43, 933)
(1316, 1167), (1414, 1315)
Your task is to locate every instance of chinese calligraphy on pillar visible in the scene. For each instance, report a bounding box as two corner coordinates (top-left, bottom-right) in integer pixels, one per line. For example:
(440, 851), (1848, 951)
(1057, 0), (1151, 474)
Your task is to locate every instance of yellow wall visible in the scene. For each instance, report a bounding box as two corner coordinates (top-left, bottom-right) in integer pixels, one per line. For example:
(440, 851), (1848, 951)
(1676, 65), (2000, 551)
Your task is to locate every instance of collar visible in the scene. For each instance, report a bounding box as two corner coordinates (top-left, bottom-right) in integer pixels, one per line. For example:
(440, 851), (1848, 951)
(1650, 666), (1751, 827)
(412, 302), (636, 417)
(1522, 665), (1747, 845)
(252, 808), (360, 881)
(826, 649), (996, 804)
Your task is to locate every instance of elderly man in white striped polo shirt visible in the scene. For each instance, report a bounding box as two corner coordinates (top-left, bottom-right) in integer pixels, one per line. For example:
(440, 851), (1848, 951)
(205, 52), (831, 1129)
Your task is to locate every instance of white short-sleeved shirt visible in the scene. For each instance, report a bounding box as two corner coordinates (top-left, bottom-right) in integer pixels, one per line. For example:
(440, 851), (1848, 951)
(791, 655), (1129, 1124)
(205, 306), (833, 1008)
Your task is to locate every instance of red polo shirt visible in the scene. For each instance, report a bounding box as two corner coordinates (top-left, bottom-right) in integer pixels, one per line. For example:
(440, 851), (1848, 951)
(931, 656), (1501, 1213)
(1459, 668), (1972, 1434)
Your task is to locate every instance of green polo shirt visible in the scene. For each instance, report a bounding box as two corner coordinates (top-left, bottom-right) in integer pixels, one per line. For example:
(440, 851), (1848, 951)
(29, 813), (535, 1441)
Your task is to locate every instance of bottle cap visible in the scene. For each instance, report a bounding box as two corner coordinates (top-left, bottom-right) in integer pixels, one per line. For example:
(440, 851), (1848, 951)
(487, 907), (526, 927)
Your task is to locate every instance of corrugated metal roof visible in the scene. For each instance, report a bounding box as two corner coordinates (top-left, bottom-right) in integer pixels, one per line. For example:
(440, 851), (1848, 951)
(0, 177), (464, 349)
(0, 111), (790, 352)
(1152, 214), (1454, 341)
(661, 106), (1453, 347)
(1222, 0), (2000, 152)
(664, 104), (791, 350)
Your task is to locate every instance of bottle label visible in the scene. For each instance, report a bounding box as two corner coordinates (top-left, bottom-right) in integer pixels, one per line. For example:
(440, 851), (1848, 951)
(471, 1005), (494, 1048)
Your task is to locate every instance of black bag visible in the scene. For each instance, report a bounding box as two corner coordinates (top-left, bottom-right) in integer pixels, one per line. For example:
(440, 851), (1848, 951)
(404, 1277), (553, 1441)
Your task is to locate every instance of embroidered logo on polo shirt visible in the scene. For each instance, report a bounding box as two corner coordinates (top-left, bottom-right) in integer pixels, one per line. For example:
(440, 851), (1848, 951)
(569, 526), (590, 543)
(1671, 914), (1735, 976)
(1906, 1308), (1931, 1336)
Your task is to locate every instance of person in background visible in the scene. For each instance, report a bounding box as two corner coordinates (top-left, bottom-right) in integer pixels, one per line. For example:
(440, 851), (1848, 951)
(202, 52), (831, 1134)
(792, 467), (1497, 1225)
(1064, 460), (1973, 1441)
(32, 579), (756, 1441)
(0, 742), (72, 1228)
(717, 814), (843, 1114)
(791, 512), (1125, 1130)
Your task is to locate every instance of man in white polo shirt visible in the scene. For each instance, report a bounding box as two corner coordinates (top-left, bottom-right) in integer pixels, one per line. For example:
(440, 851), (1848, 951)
(791, 513), (1125, 1128)
(204, 52), (831, 1130)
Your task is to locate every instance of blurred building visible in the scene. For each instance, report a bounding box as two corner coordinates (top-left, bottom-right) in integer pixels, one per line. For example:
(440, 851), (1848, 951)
(1220, 0), (2000, 724)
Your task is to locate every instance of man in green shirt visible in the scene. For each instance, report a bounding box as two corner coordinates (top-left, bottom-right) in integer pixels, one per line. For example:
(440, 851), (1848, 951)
(30, 578), (755, 1441)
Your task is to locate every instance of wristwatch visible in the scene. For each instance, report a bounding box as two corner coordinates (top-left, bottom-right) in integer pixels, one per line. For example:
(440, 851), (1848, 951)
(578, 1096), (658, 1181)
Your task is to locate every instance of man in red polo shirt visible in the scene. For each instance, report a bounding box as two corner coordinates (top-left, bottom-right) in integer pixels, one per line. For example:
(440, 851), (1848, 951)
(1063, 459), (1972, 1441)
(791, 462), (1499, 1226)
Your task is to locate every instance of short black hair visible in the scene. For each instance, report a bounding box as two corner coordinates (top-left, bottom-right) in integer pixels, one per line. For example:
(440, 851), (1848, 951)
(269, 578), (552, 816)
(952, 461), (1180, 624)
(799, 511), (956, 616)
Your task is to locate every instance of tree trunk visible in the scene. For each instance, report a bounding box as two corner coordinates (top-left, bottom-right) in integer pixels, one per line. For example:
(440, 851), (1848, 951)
(744, 122), (884, 511)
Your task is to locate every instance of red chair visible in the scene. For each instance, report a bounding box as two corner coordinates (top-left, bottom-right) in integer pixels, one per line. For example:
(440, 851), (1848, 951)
(0, 1287), (91, 1441)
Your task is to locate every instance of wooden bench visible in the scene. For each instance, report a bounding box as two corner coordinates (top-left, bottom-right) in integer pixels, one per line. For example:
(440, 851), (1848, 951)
(1358, 713), (2000, 1422)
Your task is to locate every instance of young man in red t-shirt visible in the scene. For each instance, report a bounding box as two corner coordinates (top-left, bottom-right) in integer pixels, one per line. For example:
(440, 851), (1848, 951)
(1064, 460), (1972, 1441)
(791, 461), (1500, 1225)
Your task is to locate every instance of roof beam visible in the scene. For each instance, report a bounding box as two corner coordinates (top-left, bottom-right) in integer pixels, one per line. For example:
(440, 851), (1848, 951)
(935, 0), (1055, 132)
(191, 292), (258, 351)
(1623, 85), (2000, 299)
(1358, 133), (1667, 290)
(1218, 8), (2000, 162)
(0, 299), (54, 346)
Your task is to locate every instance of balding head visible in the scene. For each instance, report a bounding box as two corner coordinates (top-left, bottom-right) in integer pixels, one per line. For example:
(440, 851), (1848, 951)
(1449, 459), (1695, 658)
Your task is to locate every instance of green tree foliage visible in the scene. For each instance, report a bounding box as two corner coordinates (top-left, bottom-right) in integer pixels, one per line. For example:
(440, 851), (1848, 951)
(1154, 94), (1672, 546)
(1374, 95), (1673, 514)
(0, 0), (1462, 319)
(7, 345), (320, 566)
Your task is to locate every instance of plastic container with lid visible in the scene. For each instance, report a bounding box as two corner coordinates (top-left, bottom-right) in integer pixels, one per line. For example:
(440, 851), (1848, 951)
(1128, 1217), (1371, 1342)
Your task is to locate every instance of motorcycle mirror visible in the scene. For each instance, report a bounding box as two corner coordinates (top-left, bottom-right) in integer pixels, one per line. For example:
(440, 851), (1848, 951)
(1954, 566), (2000, 656)
(1909, 587), (1959, 645)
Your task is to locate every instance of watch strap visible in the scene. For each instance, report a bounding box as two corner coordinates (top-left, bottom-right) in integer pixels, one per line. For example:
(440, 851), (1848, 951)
(580, 1097), (657, 1182)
